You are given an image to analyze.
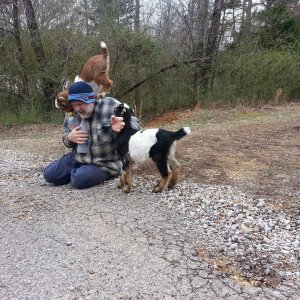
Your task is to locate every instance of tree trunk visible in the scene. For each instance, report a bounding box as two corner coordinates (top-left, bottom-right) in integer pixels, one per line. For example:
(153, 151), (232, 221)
(245, 0), (253, 33)
(83, 0), (89, 36)
(240, 0), (252, 38)
(193, 0), (209, 103)
(134, 0), (142, 119)
(12, 0), (29, 97)
(22, 0), (55, 111)
(203, 0), (224, 90)
(241, 0), (247, 34)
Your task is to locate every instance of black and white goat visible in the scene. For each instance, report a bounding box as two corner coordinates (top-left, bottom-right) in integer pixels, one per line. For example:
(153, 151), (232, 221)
(114, 103), (191, 193)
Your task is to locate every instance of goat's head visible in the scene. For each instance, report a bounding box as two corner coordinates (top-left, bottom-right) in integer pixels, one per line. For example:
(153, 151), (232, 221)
(55, 90), (73, 112)
(114, 103), (134, 119)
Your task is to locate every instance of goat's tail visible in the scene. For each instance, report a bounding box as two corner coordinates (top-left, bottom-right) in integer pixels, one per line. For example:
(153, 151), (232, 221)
(100, 41), (108, 58)
(173, 127), (191, 140)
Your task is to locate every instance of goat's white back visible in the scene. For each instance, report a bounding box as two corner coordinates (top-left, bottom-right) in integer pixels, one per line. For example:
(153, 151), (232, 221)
(74, 75), (101, 95)
(129, 129), (159, 162)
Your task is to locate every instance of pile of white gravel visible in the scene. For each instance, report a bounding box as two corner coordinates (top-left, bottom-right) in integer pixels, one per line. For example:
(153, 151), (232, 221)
(114, 175), (300, 286)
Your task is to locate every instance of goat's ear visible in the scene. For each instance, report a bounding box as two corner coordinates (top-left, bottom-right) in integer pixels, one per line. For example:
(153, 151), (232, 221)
(54, 98), (59, 109)
(131, 108), (135, 115)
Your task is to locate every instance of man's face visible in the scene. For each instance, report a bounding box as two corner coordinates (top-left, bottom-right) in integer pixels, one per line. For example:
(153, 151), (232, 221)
(71, 101), (96, 119)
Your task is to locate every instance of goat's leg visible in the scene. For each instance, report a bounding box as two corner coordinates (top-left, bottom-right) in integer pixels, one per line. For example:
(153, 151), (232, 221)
(153, 157), (170, 193)
(123, 162), (133, 193)
(96, 73), (113, 98)
(117, 157), (127, 189)
(168, 158), (181, 189)
(122, 155), (133, 193)
(117, 171), (125, 189)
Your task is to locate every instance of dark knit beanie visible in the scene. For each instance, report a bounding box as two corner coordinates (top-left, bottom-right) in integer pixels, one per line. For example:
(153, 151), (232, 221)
(68, 82), (97, 103)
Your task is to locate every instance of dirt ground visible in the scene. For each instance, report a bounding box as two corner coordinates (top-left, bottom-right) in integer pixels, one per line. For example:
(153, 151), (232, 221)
(1, 103), (299, 216)
(1, 103), (299, 295)
(141, 103), (300, 217)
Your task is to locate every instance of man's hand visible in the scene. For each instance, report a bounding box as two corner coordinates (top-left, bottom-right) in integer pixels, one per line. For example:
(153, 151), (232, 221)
(110, 115), (125, 132)
(67, 126), (89, 144)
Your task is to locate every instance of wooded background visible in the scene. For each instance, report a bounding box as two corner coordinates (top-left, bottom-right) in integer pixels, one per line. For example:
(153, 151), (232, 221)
(0, 0), (299, 124)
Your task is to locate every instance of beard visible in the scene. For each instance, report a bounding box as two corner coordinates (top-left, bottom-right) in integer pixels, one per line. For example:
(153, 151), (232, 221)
(77, 103), (95, 119)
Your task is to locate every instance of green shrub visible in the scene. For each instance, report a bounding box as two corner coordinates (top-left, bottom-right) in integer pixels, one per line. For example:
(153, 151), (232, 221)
(210, 49), (300, 106)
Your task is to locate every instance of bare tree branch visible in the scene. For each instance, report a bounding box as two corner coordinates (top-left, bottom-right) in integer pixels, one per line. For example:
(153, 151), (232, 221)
(116, 57), (208, 98)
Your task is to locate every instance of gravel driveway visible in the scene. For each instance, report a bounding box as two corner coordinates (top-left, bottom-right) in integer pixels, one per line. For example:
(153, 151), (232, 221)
(0, 145), (299, 299)
(1, 104), (300, 299)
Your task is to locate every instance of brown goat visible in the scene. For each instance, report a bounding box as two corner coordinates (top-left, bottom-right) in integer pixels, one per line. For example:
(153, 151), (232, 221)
(55, 41), (113, 112)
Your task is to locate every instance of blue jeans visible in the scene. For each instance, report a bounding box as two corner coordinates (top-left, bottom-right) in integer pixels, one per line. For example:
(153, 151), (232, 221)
(43, 153), (109, 189)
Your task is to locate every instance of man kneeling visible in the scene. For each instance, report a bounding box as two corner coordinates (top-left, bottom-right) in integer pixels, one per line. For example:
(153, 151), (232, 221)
(44, 81), (140, 189)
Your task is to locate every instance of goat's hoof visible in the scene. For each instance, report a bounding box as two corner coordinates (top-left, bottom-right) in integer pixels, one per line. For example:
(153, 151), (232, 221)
(152, 186), (163, 193)
(168, 178), (178, 189)
(167, 183), (176, 189)
(123, 186), (131, 193)
(117, 181), (124, 189)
